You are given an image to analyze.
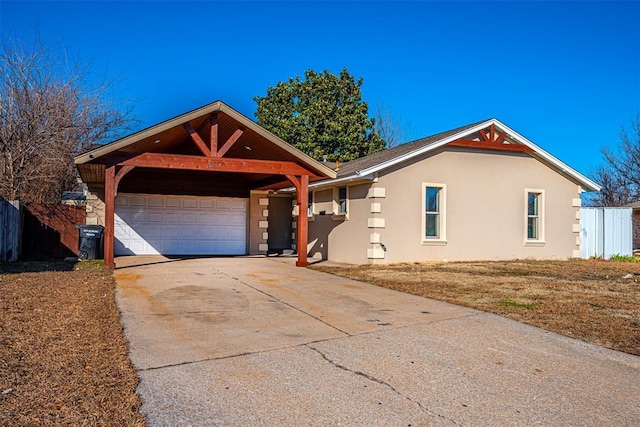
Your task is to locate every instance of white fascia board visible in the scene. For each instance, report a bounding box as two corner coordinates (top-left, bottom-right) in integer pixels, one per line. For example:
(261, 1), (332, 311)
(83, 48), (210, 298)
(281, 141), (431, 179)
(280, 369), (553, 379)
(279, 173), (375, 193)
(355, 118), (600, 192)
(355, 120), (494, 177)
(310, 173), (375, 189)
(491, 120), (601, 192)
(356, 120), (494, 175)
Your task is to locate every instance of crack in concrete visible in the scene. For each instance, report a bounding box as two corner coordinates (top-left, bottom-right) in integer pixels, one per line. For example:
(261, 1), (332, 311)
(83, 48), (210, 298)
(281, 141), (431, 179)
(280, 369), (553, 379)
(306, 344), (460, 426)
(220, 270), (351, 336)
(133, 265), (481, 384)
(137, 334), (364, 373)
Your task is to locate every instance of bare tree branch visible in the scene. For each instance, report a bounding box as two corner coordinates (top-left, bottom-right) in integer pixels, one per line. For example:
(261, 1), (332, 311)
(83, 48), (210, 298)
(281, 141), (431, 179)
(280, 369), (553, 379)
(589, 114), (640, 206)
(374, 102), (411, 148)
(0, 36), (133, 203)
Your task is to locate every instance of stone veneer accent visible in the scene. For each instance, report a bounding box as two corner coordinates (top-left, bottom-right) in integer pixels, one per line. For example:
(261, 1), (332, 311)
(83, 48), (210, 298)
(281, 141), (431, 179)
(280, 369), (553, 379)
(257, 198), (269, 253)
(249, 191), (269, 255)
(571, 188), (581, 258)
(85, 188), (105, 226)
(367, 187), (386, 261)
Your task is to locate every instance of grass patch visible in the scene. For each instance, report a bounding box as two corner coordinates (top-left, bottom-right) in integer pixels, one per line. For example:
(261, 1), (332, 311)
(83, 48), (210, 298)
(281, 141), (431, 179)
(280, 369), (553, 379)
(313, 259), (640, 355)
(610, 254), (639, 263)
(497, 299), (539, 310)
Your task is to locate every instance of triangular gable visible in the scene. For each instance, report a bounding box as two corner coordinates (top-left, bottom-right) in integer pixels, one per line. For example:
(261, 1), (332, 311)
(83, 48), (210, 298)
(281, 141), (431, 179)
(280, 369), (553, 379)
(75, 100), (336, 182)
(340, 119), (600, 192)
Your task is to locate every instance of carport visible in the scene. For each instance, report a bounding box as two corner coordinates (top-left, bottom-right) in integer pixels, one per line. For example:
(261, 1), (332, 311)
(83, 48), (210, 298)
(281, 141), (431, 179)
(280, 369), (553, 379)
(74, 101), (335, 268)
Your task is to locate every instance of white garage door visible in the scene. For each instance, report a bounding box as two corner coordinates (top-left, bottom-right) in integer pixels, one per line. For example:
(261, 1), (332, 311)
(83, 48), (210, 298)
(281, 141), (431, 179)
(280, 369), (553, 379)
(115, 194), (247, 256)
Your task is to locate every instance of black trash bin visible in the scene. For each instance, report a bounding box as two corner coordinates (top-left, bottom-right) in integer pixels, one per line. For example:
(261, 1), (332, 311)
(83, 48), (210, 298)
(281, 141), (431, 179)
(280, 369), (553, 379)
(76, 225), (104, 260)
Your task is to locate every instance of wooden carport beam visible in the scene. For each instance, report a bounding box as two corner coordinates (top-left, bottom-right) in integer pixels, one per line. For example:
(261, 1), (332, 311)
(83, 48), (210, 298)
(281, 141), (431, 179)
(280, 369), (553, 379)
(103, 151), (317, 269)
(286, 174), (309, 267)
(184, 122), (212, 157)
(114, 165), (134, 189)
(216, 128), (244, 157)
(181, 119), (244, 158)
(210, 113), (218, 155)
(119, 152), (310, 175)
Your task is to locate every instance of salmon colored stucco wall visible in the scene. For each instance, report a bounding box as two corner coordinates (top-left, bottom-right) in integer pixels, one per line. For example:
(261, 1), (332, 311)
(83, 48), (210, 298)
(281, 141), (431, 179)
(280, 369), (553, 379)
(309, 147), (583, 264)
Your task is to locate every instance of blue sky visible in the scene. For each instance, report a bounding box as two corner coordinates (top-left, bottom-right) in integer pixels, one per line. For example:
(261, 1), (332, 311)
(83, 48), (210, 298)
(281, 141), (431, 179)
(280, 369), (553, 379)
(1, 1), (639, 179)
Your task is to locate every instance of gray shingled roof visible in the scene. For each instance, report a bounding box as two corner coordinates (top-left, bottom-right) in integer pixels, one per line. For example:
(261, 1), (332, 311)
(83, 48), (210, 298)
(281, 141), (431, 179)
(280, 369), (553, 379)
(335, 119), (489, 177)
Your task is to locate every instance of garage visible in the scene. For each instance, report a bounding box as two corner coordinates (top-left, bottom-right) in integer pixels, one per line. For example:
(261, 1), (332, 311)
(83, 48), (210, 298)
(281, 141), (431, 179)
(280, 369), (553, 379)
(114, 194), (247, 256)
(74, 101), (335, 268)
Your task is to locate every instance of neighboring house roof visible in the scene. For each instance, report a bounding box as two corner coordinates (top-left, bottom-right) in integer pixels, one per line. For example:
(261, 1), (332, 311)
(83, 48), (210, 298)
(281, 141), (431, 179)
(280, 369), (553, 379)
(318, 118), (600, 192)
(624, 201), (640, 209)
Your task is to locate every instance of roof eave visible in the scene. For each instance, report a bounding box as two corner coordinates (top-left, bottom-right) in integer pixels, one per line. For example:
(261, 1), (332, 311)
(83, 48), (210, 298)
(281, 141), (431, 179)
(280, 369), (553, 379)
(348, 118), (600, 192)
(354, 119), (495, 177)
(216, 103), (336, 179)
(277, 173), (375, 193)
(491, 120), (601, 192)
(74, 101), (224, 165)
(74, 100), (336, 180)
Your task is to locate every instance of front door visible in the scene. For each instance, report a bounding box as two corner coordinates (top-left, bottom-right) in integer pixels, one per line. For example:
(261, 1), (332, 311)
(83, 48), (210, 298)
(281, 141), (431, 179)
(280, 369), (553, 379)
(268, 196), (293, 253)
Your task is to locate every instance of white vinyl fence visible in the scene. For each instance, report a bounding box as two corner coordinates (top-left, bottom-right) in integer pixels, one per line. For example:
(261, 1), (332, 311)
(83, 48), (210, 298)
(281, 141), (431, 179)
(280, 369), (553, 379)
(580, 207), (632, 259)
(0, 199), (20, 262)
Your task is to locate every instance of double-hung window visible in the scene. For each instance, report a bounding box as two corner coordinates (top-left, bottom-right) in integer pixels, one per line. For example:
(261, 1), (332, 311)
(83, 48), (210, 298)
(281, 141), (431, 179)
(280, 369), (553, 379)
(425, 188), (440, 238)
(422, 183), (446, 243)
(525, 189), (545, 243)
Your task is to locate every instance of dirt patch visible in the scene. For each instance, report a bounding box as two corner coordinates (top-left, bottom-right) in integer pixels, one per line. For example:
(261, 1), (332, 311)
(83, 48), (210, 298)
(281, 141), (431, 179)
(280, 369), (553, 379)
(0, 261), (145, 426)
(313, 259), (640, 355)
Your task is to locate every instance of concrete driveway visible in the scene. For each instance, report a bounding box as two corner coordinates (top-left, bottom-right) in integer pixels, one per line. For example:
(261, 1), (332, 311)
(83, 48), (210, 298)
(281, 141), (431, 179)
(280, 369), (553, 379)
(114, 256), (640, 426)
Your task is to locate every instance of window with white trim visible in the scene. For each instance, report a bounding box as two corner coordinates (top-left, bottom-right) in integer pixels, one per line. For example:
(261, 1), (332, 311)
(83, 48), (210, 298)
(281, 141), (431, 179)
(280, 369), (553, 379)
(308, 191), (314, 216)
(422, 183), (446, 243)
(525, 189), (545, 243)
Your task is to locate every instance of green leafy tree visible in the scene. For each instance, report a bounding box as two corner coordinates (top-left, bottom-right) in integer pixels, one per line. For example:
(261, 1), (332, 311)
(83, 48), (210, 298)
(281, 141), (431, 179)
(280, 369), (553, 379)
(254, 68), (385, 162)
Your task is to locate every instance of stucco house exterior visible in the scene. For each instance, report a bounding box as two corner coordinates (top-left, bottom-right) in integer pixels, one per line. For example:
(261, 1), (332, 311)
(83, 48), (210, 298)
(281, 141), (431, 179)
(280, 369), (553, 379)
(75, 102), (600, 267)
(298, 118), (601, 264)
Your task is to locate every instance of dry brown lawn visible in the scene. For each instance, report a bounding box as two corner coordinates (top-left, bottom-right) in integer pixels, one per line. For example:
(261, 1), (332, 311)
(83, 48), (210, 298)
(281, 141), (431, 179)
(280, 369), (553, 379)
(0, 261), (145, 426)
(313, 259), (640, 356)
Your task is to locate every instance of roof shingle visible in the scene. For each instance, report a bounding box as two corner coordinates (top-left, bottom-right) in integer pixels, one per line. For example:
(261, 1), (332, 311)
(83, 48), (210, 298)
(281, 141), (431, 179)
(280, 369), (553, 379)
(335, 119), (489, 177)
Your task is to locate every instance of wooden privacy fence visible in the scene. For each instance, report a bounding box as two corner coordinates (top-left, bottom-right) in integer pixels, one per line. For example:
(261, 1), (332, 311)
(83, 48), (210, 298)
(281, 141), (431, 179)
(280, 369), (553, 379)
(0, 200), (21, 262)
(22, 203), (86, 259)
(0, 200), (86, 261)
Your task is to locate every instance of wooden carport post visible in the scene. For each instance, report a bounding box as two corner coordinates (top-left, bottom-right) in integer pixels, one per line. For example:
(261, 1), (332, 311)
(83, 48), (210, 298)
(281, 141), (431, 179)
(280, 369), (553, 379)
(104, 166), (116, 269)
(104, 165), (134, 269)
(286, 174), (309, 267)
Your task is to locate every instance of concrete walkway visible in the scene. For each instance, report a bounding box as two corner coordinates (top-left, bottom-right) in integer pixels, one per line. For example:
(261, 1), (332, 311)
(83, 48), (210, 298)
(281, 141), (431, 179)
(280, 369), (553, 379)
(114, 256), (640, 426)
